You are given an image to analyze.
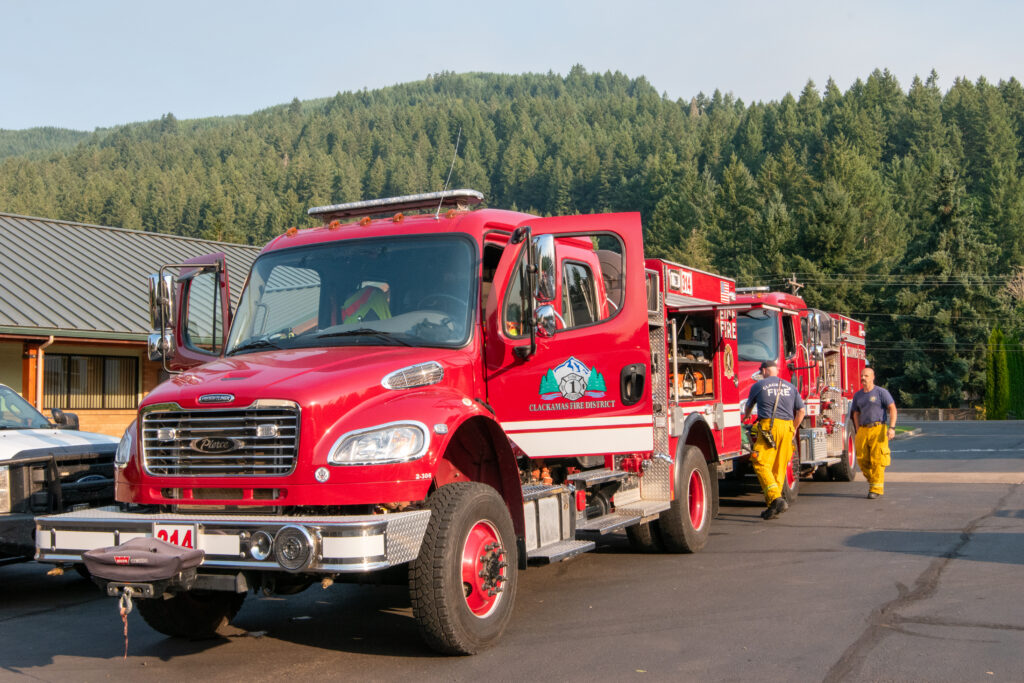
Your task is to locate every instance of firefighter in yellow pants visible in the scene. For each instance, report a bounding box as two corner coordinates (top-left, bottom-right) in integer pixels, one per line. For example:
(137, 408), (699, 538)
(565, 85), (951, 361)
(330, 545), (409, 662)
(743, 360), (806, 520)
(850, 367), (897, 499)
(854, 423), (891, 496)
(752, 418), (797, 510)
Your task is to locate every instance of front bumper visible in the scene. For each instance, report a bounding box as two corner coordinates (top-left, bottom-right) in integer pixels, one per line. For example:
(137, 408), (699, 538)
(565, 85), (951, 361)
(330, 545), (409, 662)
(35, 506), (431, 573)
(0, 513), (35, 560)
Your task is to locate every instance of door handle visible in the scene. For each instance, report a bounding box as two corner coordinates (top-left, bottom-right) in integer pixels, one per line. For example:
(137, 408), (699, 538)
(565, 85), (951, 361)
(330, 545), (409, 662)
(620, 364), (647, 406)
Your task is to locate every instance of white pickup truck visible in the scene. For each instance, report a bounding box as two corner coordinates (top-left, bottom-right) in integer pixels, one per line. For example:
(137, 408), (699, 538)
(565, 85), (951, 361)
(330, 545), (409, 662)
(0, 383), (118, 564)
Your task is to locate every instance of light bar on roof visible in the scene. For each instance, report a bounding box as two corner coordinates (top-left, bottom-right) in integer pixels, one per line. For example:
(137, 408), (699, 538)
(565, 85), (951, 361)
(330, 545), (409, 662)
(307, 189), (484, 220)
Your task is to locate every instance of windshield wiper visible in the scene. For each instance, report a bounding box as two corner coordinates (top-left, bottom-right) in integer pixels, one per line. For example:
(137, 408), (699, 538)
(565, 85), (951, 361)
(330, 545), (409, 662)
(229, 337), (286, 355)
(315, 328), (412, 346)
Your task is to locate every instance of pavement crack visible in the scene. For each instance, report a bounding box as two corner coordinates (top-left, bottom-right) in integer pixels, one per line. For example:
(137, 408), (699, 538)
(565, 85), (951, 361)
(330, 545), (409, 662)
(894, 615), (1024, 633)
(822, 483), (1019, 683)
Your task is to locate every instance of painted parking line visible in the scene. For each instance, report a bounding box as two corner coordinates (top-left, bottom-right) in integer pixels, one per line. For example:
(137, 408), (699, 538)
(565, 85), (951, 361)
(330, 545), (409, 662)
(882, 472), (1024, 484)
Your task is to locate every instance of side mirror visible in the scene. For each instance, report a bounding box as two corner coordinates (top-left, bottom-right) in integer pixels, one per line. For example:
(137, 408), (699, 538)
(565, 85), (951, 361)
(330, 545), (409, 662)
(532, 234), (556, 303)
(535, 305), (559, 338)
(148, 273), (175, 331)
(813, 344), (825, 365)
(50, 408), (79, 430)
(147, 331), (174, 361)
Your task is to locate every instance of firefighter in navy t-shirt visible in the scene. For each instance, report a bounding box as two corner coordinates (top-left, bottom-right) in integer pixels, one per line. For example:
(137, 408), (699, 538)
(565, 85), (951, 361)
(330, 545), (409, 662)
(849, 366), (898, 499)
(742, 359), (805, 520)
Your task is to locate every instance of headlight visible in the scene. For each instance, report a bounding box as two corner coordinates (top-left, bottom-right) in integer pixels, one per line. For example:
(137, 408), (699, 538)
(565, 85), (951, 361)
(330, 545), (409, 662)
(0, 467), (10, 513)
(328, 421), (428, 466)
(115, 421), (136, 468)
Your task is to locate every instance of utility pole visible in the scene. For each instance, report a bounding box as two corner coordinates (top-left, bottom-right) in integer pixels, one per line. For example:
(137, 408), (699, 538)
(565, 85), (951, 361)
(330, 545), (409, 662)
(787, 273), (804, 296)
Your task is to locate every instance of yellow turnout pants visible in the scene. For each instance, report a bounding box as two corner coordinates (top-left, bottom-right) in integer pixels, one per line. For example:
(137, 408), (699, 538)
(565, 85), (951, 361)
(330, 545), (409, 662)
(855, 424), (891, 494)
(751, 418), (795, 504)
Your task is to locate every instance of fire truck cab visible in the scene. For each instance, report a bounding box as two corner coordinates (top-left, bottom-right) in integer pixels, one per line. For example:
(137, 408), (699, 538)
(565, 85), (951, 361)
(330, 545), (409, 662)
(734, 289), (867, 482)
(36, 190), (742, 654)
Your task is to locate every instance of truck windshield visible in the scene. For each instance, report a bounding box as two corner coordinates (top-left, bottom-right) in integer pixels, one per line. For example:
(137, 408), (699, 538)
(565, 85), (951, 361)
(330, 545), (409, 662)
(227, 235), (476, 354)
(737, 310), (780, 362)
(0, 384), (50, 429)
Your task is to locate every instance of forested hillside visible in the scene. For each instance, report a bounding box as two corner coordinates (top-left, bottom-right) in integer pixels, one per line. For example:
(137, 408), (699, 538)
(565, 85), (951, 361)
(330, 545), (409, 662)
(0, 127), (94, 160)
(1, 67), (1022, 408)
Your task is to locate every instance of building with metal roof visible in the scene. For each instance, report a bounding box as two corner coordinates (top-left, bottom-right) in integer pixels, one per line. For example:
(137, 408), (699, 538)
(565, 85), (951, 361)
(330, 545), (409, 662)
(0, 212), (261, 436)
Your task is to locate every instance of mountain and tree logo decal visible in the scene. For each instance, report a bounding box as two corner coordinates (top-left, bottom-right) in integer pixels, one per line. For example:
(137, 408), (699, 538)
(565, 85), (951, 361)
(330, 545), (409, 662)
(539, 356), (607, 401)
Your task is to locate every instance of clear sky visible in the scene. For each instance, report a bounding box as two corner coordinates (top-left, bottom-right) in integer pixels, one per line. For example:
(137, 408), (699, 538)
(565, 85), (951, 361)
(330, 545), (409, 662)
(3, 0), (1023, 131)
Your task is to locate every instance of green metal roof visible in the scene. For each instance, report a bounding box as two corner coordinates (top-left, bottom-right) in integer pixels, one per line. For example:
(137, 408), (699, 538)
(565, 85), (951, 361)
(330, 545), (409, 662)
(0, 212), (261, 340)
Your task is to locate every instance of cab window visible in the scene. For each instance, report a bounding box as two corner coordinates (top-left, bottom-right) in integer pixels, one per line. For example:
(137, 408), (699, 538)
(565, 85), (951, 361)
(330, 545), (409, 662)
(783, 314), (797, 358)
(502, 249), (529, 338)
(562, 261), (598, 327)
(184, 270), (224, 353)
(501, 232), (623, 337)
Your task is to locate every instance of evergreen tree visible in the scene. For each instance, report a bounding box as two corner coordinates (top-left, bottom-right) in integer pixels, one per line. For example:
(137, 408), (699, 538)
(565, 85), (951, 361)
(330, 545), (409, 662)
(985, 327), (1010, 419)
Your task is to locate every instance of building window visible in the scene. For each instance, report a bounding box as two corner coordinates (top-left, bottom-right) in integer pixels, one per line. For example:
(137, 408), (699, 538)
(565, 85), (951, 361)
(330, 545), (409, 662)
(43, 354), (139, 410)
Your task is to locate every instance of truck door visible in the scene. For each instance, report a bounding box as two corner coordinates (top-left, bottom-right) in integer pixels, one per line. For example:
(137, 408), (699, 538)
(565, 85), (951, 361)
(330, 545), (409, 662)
(168, 253), (232, 371)
(484, 213), (654, 459)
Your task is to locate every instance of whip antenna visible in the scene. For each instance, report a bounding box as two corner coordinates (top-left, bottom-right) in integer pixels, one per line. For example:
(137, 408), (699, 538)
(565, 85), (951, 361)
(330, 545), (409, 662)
(436, 126), (462, 218)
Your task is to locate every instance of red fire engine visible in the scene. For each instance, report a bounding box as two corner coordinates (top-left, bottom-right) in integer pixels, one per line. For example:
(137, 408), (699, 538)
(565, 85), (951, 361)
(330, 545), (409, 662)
(733, 288), (867, 484)
(36, 190), (744, 654)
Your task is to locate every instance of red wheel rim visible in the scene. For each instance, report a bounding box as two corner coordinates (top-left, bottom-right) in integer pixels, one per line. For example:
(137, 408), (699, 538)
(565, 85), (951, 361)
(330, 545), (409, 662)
(688, 469), (706, 530)
(786, 457), (795, 487)
(848, 435), (855, 468)
(461, 520), (506, 618)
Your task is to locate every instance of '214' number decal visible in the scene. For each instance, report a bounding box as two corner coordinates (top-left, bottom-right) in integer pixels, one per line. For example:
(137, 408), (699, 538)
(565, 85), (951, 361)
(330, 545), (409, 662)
(156, 527), (194, 549)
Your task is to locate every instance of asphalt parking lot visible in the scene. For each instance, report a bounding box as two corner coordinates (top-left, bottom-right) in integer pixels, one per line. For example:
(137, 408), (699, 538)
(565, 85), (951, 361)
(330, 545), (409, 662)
(2, 420), (1023, 682)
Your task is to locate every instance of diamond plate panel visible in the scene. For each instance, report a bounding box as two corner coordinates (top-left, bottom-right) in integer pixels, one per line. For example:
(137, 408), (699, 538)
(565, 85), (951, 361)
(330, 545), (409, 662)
(642, 455), (672, 501)
(649, 324), (670, 456)
(384, 510), (432, 565)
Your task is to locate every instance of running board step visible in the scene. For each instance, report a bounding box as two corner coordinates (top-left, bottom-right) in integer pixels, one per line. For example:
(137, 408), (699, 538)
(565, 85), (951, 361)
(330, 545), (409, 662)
(575, 511), (642, 537)
(617, 500), (671, 521)
(527, 539), (596, 565)
(522, 483), (568, 502)
(566, 468), (630, 488)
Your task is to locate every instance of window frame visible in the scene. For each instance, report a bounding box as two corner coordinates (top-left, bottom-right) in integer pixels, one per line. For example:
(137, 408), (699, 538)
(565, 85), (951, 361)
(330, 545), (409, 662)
(560, 258), (600, 329)
(43, 353), (140, 410)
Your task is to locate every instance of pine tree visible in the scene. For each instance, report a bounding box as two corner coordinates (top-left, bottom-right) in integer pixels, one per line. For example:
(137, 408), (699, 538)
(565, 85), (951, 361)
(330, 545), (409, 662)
(539, 370), (559, 396)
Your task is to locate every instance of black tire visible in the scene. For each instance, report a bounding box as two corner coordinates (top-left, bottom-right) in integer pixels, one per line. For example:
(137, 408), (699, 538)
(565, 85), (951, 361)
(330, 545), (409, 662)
(626, 521), (665, 553)
(812, 466), (830, 482)
(782, 448), (799, 504)
(410, 482), (518, 655)
(829, 429), (858, 482)
(658, 445), (711, 553)
(136, 590), (246, 638)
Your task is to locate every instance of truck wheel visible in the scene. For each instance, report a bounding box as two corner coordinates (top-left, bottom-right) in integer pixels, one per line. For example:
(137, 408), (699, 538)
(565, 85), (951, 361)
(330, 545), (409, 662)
(829, 432), (857, 482)
(658, 445), (711, 553)
(136, 590), (246, 638)
(782, 449), (799, 504)
(410, 482), (518, 655)
(627, 521), (664, 553)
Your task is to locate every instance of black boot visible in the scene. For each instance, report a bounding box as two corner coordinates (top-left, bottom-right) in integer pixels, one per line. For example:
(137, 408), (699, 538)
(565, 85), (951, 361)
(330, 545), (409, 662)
(761, 497), (789, 520)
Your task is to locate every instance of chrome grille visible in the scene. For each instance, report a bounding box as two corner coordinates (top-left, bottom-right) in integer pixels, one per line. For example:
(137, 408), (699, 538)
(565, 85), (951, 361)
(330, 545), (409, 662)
(142, 402), (299, 476)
